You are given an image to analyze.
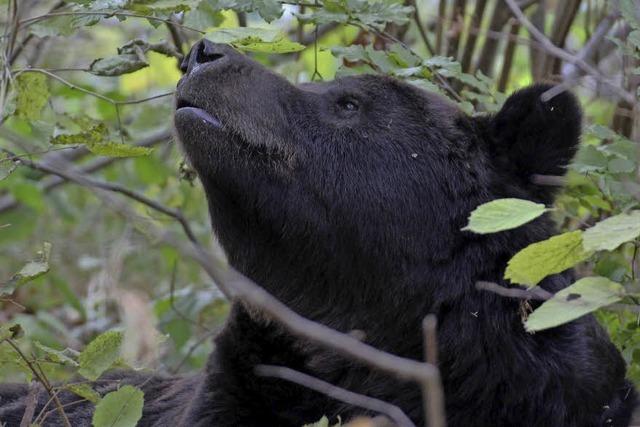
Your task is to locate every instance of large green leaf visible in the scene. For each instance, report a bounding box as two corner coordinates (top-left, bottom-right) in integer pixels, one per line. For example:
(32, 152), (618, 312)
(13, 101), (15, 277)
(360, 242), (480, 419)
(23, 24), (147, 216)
(462, 198), (548, 234)
(525, 277), (625, 332)
(582, 211), (640, 252)
(92, 385), (144, 427)
(14, 73), (49, 120)
(505, 231), (591, 287)
(205, 28), (305, 53)
(1, 242), (52, 296)
(78, 330), (123, 381)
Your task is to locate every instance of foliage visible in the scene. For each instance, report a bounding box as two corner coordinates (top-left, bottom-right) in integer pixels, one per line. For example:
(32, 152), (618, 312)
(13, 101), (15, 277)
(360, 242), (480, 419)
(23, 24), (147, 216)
(92, 385), (144, 427)
(0, 0), (639, 423)
(462, 198), (547, 234)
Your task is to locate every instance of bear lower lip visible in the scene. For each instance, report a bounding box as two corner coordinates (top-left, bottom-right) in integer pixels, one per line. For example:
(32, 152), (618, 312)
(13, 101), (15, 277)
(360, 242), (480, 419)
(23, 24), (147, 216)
(177, 106), (223, 128)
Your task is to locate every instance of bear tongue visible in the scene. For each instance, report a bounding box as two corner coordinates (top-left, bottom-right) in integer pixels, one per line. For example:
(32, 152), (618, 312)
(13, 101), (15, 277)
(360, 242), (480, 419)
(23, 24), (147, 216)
(181, 106), (222, 128)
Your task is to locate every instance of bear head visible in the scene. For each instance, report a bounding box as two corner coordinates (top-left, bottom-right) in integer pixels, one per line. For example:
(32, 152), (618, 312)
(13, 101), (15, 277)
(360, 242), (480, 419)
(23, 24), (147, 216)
(174, 40), (581, 327)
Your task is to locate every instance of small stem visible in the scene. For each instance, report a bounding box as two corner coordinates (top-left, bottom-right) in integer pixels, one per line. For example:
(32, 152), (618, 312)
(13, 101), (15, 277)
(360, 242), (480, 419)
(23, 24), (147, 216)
(2, 339), (72, 427)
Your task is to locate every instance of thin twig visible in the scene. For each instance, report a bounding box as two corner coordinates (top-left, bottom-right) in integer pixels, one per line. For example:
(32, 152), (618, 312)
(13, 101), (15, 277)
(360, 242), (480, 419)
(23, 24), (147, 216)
(2, 339), (71, 427)
(12, 69), (174, 106)
(255, 365), (415, 427)
(410, 0), (434, 55)
(0, 148), (198, 245)
(19, 11), (204, 34)
(530, 174), (566, 187)
(9, 153), (447, 425)
(475, 281), (553, 301)
(18, 381), (39, 427)
(502, 0), (637, 105)
(0, 128), (171, 214)
(420, 315), (445, 427)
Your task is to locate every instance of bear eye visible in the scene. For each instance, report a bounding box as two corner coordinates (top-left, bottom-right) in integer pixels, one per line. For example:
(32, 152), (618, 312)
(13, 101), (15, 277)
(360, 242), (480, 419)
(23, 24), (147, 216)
(336, 98), (359, 113)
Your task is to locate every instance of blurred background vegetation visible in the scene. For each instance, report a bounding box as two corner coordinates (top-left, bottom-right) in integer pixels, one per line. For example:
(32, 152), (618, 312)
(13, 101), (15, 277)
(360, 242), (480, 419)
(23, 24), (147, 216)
(0, 0), (639, 419)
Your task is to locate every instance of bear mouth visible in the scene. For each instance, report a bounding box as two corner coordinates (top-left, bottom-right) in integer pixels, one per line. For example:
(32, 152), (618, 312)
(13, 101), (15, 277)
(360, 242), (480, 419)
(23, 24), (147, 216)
(175, 99), (223, 129)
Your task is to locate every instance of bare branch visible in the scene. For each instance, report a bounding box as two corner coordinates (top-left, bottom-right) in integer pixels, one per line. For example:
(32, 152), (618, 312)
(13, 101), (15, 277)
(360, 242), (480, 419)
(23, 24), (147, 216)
(19, 11), (204, 35)
(434, 0), (446, 55)
(421, 315), (446, 427)
(502, 0), (636, 105)
(460, 0), (488, 73)
(6, 151), (444, 401)
(19, 381), (39, 427)
(255, 365), (414, 427)
(410, 0), (434, 55)
(16, 158), (448, 425)
(529, 174), (566, 187)
(498, 19), (520, 92)
(475, 281), (553, 301)
(1, 339), (71, 427)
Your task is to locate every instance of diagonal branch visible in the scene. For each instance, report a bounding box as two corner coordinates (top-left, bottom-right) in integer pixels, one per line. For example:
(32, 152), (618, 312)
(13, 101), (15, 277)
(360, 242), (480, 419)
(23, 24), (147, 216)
(502, 0), (636, 105)
(255, 364), (415, 427)
(8, 157), (446, 426)
(0, 146), (198, 245)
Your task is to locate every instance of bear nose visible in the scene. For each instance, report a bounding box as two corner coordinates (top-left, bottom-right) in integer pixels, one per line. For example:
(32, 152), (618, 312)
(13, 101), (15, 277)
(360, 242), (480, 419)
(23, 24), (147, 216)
(180, 39), (227, 75)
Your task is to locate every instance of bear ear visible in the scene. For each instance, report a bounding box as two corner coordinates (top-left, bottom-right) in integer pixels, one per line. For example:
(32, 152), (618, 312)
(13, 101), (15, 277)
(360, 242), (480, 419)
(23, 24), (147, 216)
(487, 84), (582, 195)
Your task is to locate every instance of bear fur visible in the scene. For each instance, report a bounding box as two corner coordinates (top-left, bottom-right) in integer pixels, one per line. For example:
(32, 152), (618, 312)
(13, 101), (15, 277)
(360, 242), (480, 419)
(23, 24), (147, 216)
(0, 40), (636, 427)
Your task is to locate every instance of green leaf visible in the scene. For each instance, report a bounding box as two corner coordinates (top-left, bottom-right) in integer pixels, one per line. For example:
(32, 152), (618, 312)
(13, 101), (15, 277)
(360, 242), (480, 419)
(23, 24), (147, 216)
(11, 182), (44, 212)
(89, 39), (180, 76)
(90, 54), (148, 76)
(586, 124), (618, 140)
(583, 211), (640, 252)
(0, 324), (23, 341)
(251, 0), (283, 22)
(51, 123), (153, 158)
(608, 158), (636, 174)
(51, 122), (109, 146)
(620, 0), (640, 30)
(572, 145), (608, 173)
(78, 330), (123, 381)
(14, 73), (49, 120)
(298, 0), (413, 30)
(67, 383), (102, 404)
(303, 416), (341, 427)
(1, 242), (52, 296)
(30, 15), (78, 37)
(505, 231), (591, 287)
(462, 198), (548, 234)
(92, 385), (144, 427)
(184, 0), (225, 30)
(34, 342), (79, 367)
(304, 416), (330, 427)
(86, 141), (154, 157)
(205, 28), (305, 53)
(525, 277), (625, 332)
(628, 30), (640, 49)
(0, 152), (17, 181)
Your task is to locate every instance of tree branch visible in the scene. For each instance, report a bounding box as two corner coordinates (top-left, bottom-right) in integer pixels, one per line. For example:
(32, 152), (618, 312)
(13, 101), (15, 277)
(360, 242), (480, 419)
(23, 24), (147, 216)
(12, 160), (447, 426)
(502, 0), (637, 105)
(255, 365), (414, 427)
